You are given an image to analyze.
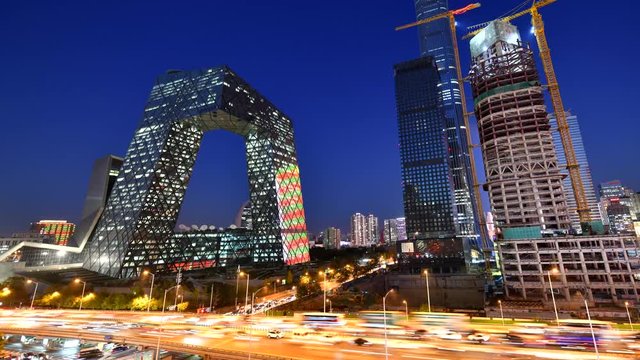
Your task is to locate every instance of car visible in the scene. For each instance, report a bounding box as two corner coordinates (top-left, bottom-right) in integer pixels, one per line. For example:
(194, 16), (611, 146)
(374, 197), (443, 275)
(353, 338), (371, 346)
(467, 333), (491, 342)
(111, 345), (129, 353)
(438, 330), (462, 341)
(267, 329), (284, 339)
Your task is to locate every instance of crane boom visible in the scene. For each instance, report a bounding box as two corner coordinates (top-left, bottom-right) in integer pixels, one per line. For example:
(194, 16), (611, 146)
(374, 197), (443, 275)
(396, 3), (493, 277)
(462, 0), (556, 40)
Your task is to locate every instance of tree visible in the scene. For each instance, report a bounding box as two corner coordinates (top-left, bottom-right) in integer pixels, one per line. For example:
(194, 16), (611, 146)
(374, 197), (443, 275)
(176, 301), (189, 312)
(130, 295), (159, 310)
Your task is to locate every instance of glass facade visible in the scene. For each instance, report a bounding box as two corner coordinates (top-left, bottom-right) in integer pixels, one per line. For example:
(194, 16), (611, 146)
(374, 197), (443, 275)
(82, 66), (310, 278)
(414, 0), (480, 239)
(394, 57), (457, 245)
(549, 113), (603, 233)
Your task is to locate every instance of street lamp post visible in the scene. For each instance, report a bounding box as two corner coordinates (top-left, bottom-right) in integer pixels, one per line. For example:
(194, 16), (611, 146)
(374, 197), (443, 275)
(423, 270), (431, 312)
(26, 280), (39, 310)
(239, 272), (250, 311)
(322, 269), (331, 313)
(156, 285), (179, 360)
(625, 301), (634, 331)
(498, 300), (505, 326)
(326, 299), (332, 313)
(235, 265), (241, 308)
(74, 279), (87, 311)
(402, 300), (408, 321)
(547, 268), (560, 326)
(382, 289), (394, 360)
(143, 270), (155, 312)
(584, 299), (600, 359)
(209, 283), (215, 312)
(251, 287), (267, 315)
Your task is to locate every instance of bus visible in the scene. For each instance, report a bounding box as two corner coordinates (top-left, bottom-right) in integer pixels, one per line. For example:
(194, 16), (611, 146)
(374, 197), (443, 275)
(409, 312), (469, 332)
(545, 320), (618, 349)
(358, 311), (403, 329)
(297, 313), (345, 328)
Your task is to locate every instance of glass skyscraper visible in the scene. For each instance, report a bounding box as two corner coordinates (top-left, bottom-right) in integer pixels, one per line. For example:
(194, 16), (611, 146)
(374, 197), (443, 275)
(395, 57), (468, 266)
(549, 113), (603, 233)
(414, 0), (480, 240)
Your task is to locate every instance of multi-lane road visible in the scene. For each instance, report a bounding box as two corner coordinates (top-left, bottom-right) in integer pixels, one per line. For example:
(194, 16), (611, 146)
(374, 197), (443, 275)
(0, 309), (636, 359)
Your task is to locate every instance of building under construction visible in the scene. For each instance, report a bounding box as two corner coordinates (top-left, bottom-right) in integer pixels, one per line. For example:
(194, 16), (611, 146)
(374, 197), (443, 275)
(468, 21), (640, 306)
(469, 21), (569, 238)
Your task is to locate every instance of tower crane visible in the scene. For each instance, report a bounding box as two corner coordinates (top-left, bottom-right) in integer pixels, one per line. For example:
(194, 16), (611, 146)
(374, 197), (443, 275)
(396, 3), (494, 278)
(463, 0), (593, 233)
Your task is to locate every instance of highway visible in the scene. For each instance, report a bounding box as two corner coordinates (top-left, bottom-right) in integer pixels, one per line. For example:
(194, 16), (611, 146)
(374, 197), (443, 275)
(0, 309), (637, 359)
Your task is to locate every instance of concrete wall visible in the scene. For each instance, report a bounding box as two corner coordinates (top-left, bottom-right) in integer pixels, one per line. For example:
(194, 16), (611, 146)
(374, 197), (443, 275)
(381, 273), (485, 310)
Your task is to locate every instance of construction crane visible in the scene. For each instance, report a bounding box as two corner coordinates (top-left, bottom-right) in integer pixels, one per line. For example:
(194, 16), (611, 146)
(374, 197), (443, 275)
(463, 0), (593, 233)
(395, 3), (494, 278)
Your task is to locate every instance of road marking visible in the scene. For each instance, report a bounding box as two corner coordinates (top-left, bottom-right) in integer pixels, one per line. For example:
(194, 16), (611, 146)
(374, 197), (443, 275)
(341, 349), (390, 356)
(402, 355), (445, 360)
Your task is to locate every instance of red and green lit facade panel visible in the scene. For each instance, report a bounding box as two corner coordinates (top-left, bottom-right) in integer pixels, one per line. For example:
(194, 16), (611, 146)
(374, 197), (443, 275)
(36, 221), (76, 246)
(276, 164), (310, 264)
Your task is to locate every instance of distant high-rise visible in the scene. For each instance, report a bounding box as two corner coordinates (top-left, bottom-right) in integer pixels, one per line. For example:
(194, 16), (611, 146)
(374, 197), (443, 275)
(414, 0), (481, 240)
(350, 213), (367, 247)
(322, 227), (341, 250)
(350, 213), (378, 247)
(366, 215), (379, 246)
(599, 180), (636, 234)
(469, 21), (569, 238)
(383, 217), (407, 244)
(549, 113), (602, 233)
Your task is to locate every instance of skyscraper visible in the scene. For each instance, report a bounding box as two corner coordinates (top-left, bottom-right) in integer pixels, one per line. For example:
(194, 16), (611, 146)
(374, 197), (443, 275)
(350, 213), (367, 247)
(469, 21), (569, 238)
(322, 227), (341, 250)
(383, 217), (407, 244)
(366, 214), (379, 246)
(414, 0), (480, 240)
(395, 57), (455, 239)
(599, 180), (636, 234)
(549, 113), (602, 233)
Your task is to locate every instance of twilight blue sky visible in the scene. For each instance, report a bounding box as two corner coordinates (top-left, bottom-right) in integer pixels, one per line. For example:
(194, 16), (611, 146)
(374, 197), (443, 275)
(0, 0), (638, 236)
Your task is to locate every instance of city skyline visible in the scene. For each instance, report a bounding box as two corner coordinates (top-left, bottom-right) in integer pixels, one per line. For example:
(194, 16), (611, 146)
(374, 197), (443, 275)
(1, 1), (638, 236)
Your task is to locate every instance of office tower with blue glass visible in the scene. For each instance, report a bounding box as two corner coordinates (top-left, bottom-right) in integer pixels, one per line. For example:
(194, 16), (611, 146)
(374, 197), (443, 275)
(549, 113), (603, 233)
(414, 0), (481, 241)
(394, 57), (479, 271)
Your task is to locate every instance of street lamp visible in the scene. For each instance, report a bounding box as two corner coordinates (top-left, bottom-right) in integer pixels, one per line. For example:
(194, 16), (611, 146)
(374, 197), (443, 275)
(546, 268), (560, 326)
(326, 299), (332, 313)
(322, 269), (331, 313)
(142, 270), (155, 312)
(240, 271), (250, 311)
(625, 301), (634, 331)
(162, 285), (179, 314)
(382, 289), (394, 360)
(26, 280), (39, 310)
(423, 270), (431, 312)
(251, 287), (268, 315)
(498, 300), (505, 326)
(584, 299), (600, 359)
(74, 279), (87, 311)
(235, 265), (241, 308)
(402, 300), (408, 321)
